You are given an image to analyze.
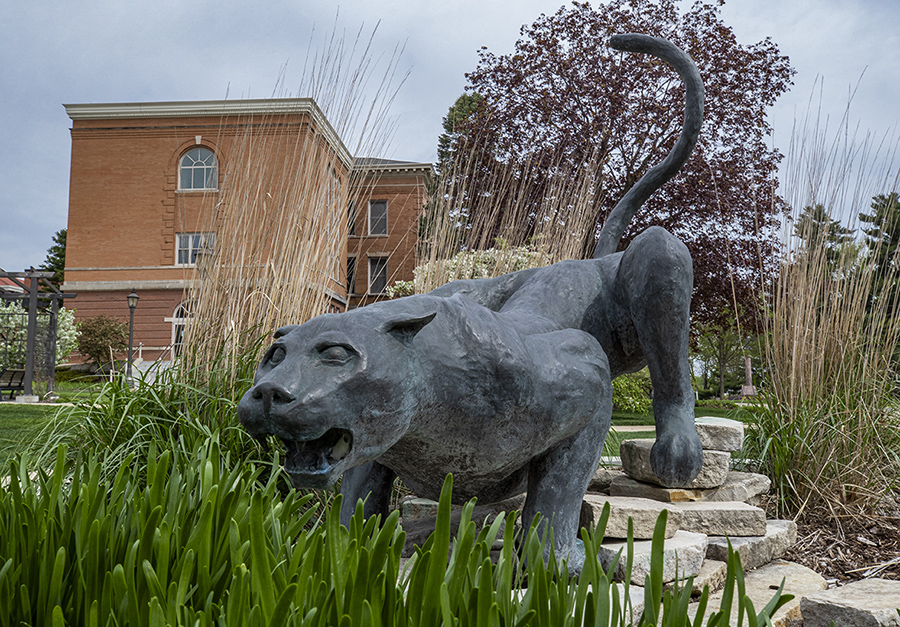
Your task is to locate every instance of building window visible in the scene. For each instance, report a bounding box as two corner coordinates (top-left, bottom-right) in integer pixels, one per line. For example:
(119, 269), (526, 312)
(368, 200), (388, 236)
(168, 301), (193, 359)
(368, 256), (387, 294)
(347, 255), (357, 295)
(176, 232), (215, 266)
(179, 147), (218, 190)
(348, 201), (358, 236)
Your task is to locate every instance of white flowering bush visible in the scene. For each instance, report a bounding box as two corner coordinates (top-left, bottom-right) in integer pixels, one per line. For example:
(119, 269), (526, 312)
(389, 241), (554, 296)
(0, 301), (79, 368)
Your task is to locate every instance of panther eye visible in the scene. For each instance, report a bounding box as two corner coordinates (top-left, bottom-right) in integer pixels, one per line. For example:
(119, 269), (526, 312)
(266, 346), (286, 366)
(317, 344), (354, 365)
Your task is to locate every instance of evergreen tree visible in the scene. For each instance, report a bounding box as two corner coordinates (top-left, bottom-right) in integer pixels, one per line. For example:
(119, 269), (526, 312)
(39, 229), (66, 288)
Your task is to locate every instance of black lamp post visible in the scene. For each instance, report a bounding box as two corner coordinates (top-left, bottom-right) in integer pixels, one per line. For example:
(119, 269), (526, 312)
(126, 289), (139, 384)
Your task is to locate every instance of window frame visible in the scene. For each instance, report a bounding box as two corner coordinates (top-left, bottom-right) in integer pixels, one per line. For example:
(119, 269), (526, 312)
(178, 147), (218, 191)
(175, 232), (216, 267)
(368, 255), (388, 295)
(347, 254), (358, 295)
(368, 200), (388, 236)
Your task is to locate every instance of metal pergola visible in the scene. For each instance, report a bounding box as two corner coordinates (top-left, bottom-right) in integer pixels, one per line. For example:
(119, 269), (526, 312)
(0, 269), (75, 397)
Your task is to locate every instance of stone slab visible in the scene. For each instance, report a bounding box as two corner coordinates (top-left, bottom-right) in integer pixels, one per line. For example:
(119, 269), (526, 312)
(583, 494), (681, 539)
(401, 494), (526, 557)
(688, 560), (826, 627)
(598, 530), (707, 586)
(801, 579), (900, 627)
(694, 416), (744, 452)
(609, 471), (770, 506)
(706, 519), (797, 571)
(620, 439), (730, 489)
(668, 501), (767, 537)
(691, 559), (727, 596)
(401, 497), (442, 522)
(588, 466), (625, 494)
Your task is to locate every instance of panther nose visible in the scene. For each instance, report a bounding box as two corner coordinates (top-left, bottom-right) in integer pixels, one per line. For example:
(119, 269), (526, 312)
(252, 382), (296, 406)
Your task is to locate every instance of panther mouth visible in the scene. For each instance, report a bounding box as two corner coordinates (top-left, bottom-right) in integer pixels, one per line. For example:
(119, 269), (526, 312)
(279, 428), (353, 482)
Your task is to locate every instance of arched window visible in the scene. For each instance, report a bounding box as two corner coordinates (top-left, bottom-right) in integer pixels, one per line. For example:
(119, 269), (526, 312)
(179, 147), (218, 190)
(167, 301), (194, 358)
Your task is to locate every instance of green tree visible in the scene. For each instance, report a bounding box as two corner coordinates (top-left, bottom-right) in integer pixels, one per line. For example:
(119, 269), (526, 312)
(39, 229), (66, 288)
(860, 192), (900, 275)
(793, 204), (854, 267)
(448, 0), (794, 331)
(437, 93), (484, 170)
(76, 315), (128, 372)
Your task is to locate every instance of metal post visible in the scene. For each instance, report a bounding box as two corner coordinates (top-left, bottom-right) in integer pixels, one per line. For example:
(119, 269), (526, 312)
(23, 269), (38, 396)
(126, 289), (139, 386)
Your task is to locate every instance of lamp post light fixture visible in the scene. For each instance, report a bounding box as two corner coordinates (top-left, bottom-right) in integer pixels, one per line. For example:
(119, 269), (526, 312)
(126, 289), (139, 385)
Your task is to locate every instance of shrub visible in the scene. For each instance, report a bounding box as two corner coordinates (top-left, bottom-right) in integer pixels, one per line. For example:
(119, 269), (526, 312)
(76, 314), (129, 371)
(612, 370), (652, 414)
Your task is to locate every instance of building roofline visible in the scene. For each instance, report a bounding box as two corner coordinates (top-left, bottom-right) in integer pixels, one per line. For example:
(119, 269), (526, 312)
(64, 98), (353, 168)
(353, 158), (433, 176)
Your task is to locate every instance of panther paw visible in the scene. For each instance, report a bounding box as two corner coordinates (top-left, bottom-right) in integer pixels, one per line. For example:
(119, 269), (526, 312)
(650, 430), (703, 488)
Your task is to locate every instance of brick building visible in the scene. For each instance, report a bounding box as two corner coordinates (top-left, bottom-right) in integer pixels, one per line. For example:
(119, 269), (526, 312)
(63, 98), (430, 363)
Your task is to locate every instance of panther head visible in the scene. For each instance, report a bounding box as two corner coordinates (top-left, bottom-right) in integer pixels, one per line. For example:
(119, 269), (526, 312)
(237, 308), (435, 489)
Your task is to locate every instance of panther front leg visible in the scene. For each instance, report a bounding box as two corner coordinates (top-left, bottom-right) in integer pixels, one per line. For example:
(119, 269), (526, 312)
(618, 226), (702, 487)
(339, 461), (397, 526)
(523, 398), (611, 576)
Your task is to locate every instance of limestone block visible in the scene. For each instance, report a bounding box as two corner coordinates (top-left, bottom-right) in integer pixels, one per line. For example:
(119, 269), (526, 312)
(583, 494), (682, 539)
(688, 560), (826, 627)
(668, 501), (767, 537)
(609, 475), (704, 502)
(401, 494), (526, 557)
(694, 416), (744, 452)
(691, 559), (727, 596)
(401, 497), (442, 522)
(598, 530), (707, 585)
(620, 439), (730, 489)
(706, 519), (797, 571)
(801, 579), (900, 627)
(588, 466), (625, 494)
(609, 471), (770, 505)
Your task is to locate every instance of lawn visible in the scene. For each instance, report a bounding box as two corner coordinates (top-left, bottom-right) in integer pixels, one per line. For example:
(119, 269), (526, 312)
(0, 402), (60, 466)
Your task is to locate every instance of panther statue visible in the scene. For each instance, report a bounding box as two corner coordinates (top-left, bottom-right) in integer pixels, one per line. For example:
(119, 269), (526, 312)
(238, 33), (705, 574)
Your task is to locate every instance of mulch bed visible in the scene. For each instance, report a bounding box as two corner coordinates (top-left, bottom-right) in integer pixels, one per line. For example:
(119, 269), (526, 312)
(783, 511), (900, 583)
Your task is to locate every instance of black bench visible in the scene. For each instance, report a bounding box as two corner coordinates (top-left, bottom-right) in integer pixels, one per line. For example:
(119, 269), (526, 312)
(0, 368), (25, 400)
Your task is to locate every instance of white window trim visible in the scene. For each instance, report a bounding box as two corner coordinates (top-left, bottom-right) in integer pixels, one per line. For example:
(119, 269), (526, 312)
(367, 255), (389, 295)
(174, 232), (215, 267)
(368, 200), (388, 236)
(178, 147), (218, 191)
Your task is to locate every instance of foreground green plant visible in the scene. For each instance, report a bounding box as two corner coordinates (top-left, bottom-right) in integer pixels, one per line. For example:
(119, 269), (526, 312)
(0, 439), (788, 626)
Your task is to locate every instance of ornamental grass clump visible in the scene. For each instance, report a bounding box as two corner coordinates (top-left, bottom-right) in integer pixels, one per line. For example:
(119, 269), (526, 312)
(0, 442), (788, 626)
(183, 24), (406, 380)
(748, 98), (900, 519)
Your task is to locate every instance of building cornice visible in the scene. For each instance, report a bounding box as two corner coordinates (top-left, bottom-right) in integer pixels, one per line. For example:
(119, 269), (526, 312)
(64, 98), (353, 168)
(352, 161), (434, 176)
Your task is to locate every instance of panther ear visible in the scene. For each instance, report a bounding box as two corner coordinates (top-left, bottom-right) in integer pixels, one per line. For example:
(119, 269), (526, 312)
(381, 312), (436, 345)
(274, 325), (300, 339)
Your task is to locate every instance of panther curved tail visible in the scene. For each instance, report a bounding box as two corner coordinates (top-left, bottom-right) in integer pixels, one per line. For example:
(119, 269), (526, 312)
(592, 34), (704, 259)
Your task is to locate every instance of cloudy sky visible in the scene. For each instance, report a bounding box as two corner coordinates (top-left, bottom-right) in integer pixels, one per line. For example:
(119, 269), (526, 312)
(1, 0), (899, 273)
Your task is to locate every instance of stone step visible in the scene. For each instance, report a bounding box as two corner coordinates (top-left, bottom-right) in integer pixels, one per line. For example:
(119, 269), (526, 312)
(800, 578), (900, 626)
(691, 559), (726, 596)
(583, 494), (682, 539)
(620, 439), (730, 489)
(585, 495), (766, 538)
(695, 416), (744, 452)
(609, 471), (770, 505)
(668, 500), (767, 537)
(706, 519), (797, 571)
(588, 466), (625, 494)
(597, 530), (708, 585)
(688, 560), (827, 626)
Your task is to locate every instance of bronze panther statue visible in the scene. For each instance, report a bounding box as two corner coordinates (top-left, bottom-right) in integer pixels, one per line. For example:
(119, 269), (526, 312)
(239, 34), (704, 574)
